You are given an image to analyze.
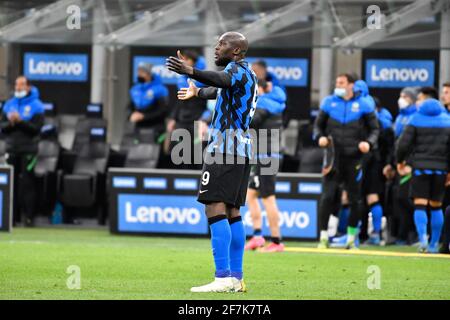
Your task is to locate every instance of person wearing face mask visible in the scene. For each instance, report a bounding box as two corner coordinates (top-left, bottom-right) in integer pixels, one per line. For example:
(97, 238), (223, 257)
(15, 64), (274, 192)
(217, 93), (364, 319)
(167, 50), (207, 169)
(0, 76), (44, 226)
(390, 87), (418, 245)
(314, 73), (380, 249)
(394, 87), (418, 138)
(128, 62), (169, 139)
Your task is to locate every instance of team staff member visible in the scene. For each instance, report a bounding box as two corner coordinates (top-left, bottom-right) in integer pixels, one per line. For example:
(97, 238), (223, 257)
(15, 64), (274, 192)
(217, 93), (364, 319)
(391, 87), (417, 245)
(442, 82), (450, 112)
(440, 83), (450, 254)
(396, 98), (450, 253)
(0, 76), (44, 226)
(128, 63), (169, 138)
(245, 79), (286, 252)
(167, 50), (207, 169)
(354, 81), (393, 245)
(251, 60), (282, 90)
(314, 74), (379, 249)
(167, 32), (257, 293)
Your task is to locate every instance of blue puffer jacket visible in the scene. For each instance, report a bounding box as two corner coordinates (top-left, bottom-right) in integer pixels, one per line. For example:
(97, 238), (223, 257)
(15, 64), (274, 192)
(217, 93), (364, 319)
(3, 86), (44, 121)
(129, 74), (169, 110)
(177, 56), (207, 90)
(394, 104), (416, 138)
(1, 86), (44, 153)
(397, 99), (450, 171)
(314, 88), (380, 157)
(257, 86), (286, 115)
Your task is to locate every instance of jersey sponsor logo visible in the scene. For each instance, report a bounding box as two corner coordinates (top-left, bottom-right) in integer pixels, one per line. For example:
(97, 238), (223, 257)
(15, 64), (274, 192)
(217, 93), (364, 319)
(365, 59), (435, 88)
(24, 53), (88, 82)
(247, 57), (309, 87)
(242, 199), (317, 238)
(118, 194), (208, 234)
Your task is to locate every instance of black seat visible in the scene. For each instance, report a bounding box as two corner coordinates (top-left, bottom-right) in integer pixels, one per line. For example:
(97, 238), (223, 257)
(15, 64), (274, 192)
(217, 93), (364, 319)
(59, 127), (109, 216)
(0, 140), (7, 165)
(125, 143), (160, 169)
(298, 147), (323, 173)
(34, 139), (60, 177)
(72, 103), (107, 153)
(35, 124), (61, 217)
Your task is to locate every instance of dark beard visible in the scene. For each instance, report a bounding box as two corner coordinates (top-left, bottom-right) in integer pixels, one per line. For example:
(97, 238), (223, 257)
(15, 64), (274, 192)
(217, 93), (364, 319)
(215, 56), (231, 67)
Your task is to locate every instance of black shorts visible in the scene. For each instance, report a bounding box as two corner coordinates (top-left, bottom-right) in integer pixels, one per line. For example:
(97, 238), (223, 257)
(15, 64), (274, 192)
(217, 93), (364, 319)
(410, 173), (447, 202)
(362, 157), (384, 195)
(197, 154), (251, 208)
(248, 164), (276, 198)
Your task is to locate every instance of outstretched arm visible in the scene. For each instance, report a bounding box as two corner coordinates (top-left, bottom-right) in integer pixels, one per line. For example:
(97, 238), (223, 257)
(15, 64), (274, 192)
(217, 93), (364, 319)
(166, 51), (232, 88)
(177, 80), (218, 101)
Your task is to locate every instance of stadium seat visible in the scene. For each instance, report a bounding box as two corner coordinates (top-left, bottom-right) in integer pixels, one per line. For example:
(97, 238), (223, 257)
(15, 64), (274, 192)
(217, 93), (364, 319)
(72, 103), (107, 153)
(35, 125), (60, 217)
(0, 139), (7, 165)
(125, 143), (160, 169)
(58, 127), (109, 223)
(298, 147), (323, 173)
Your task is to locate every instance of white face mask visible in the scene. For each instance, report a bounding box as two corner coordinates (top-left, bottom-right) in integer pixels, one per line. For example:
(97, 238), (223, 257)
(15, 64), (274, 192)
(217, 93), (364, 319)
(14, 90), (27, 99)
(398, 97), (410, 109)
(334, 88), (346, 98)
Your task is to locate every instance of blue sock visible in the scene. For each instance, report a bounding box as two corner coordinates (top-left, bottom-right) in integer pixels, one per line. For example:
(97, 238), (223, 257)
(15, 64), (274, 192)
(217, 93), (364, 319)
(430, 208), (444, 247)
(208, 216), (231, 278)
(370, 202), (383, 233)
(414, 206), (428, 244)
(229, 216), (246, 280)
(338, 205), (350, 234)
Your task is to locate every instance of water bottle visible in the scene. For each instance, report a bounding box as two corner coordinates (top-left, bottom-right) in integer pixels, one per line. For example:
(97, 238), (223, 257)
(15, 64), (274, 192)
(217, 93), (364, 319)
(51, 202), (63, 225)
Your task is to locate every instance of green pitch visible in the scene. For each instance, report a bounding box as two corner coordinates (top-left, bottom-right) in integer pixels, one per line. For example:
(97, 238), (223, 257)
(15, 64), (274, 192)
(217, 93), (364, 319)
(1, 228), (449, 300)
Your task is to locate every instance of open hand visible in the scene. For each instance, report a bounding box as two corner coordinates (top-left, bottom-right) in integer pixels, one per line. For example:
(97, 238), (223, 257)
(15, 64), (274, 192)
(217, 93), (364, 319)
(177, 79), (199, 101)
(166, 50), (193, 75)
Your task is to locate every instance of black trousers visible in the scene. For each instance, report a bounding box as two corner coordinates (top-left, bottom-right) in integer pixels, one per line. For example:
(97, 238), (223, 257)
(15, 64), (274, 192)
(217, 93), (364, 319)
(392, 175), (415, 243)
(7, 153), (38, 224)
(319, 156), (364, 231)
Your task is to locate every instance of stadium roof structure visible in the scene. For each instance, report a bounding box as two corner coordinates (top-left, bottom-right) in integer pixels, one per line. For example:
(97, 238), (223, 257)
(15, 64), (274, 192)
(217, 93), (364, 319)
(0, 0), (447, 50)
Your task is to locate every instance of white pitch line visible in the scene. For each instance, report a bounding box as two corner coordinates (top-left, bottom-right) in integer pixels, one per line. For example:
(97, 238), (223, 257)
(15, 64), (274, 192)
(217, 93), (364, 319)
(284, 246), (450, 259)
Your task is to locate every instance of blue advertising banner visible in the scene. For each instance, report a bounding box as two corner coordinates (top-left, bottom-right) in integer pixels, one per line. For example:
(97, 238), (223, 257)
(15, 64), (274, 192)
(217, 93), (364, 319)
(133, 56), (180, 85)
(132, 56), (309, 87)
(247, 57), (309, 87)
(24, 53), (89, 82)
(242, 199), (317, 239)
(118, 194), (208, 234)
(365, 59), (435, 88)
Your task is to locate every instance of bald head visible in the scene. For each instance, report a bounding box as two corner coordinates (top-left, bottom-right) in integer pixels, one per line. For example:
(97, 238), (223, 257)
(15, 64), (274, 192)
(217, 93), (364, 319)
(214, 32), (249, 66)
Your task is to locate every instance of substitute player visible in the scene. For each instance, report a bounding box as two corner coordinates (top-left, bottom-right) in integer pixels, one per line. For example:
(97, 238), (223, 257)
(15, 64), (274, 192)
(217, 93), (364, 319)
(314, 74), (379, 249)
(167, 32), (257, 292)
(396, 98), (450, 253)
(245, 79), (286, 252)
